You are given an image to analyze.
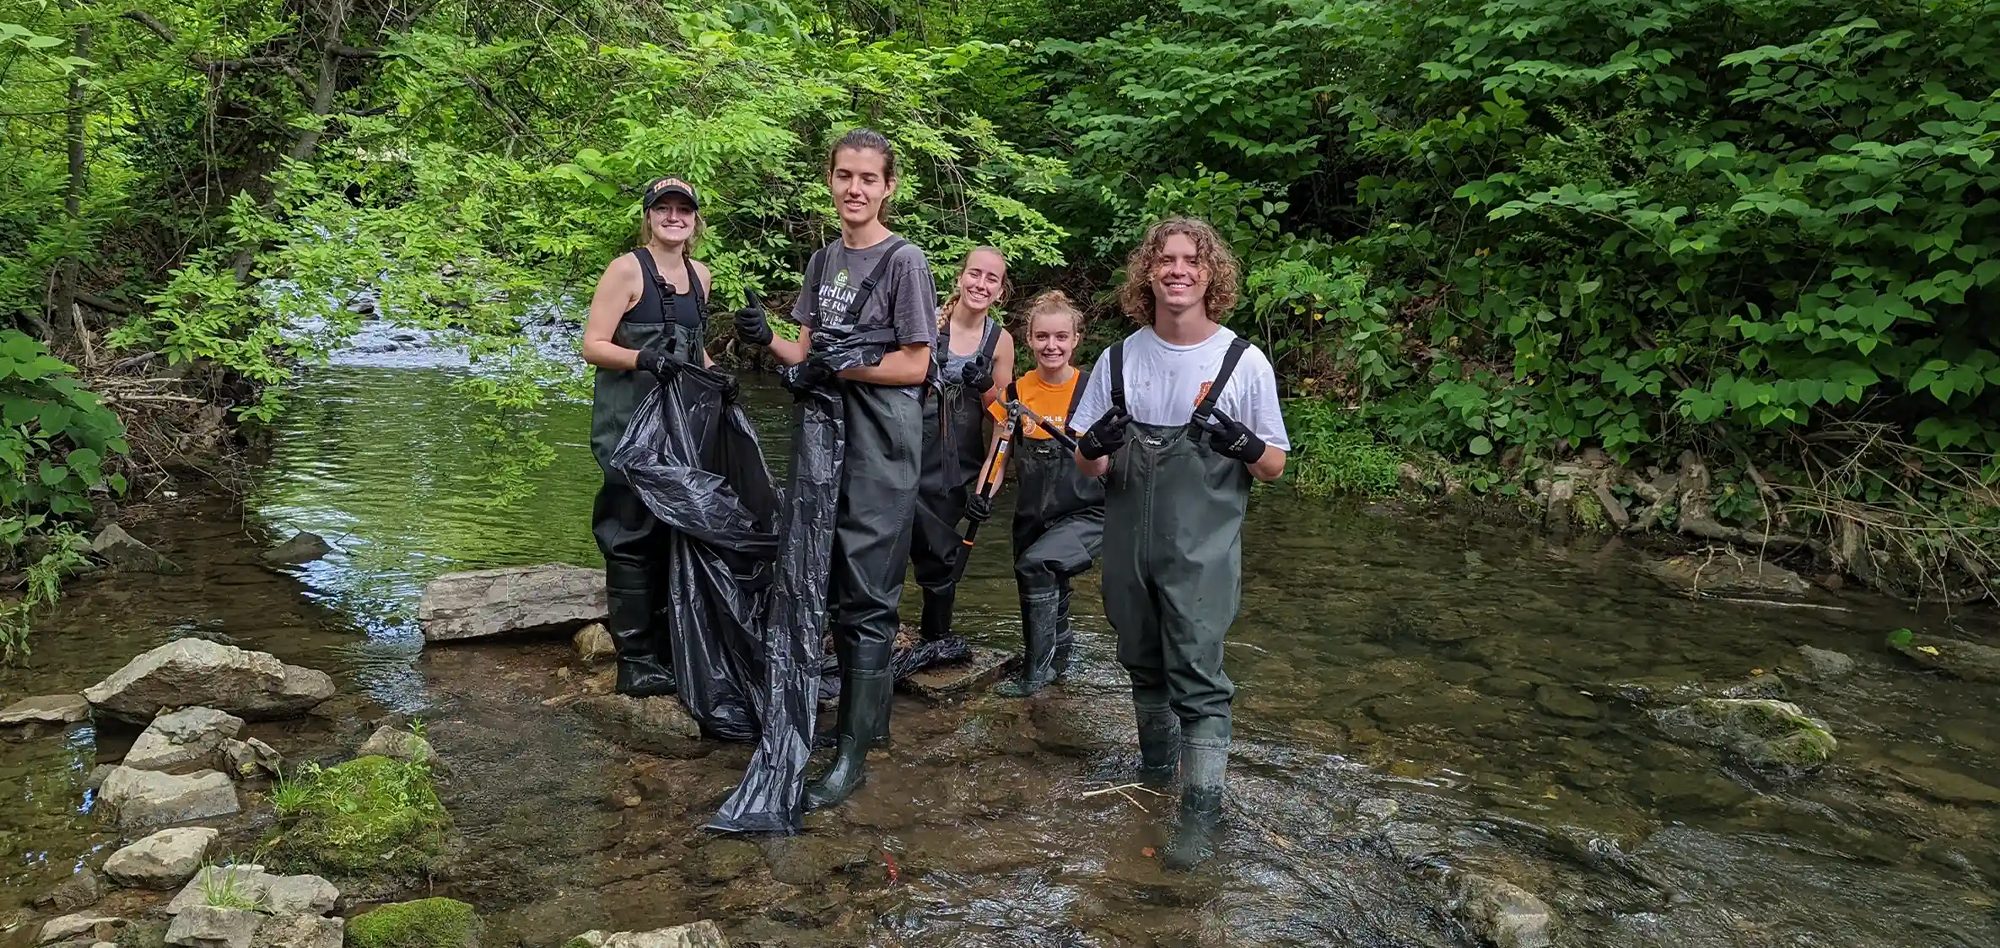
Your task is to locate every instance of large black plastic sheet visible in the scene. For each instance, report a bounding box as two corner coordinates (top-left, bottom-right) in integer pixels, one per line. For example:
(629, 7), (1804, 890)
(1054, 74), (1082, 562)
(610, 361), (781, 742)
(706, 330), (896, 835)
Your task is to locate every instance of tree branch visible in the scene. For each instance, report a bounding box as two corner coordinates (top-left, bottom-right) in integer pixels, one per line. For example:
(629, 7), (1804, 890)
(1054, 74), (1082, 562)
(118, 10), (177, 43)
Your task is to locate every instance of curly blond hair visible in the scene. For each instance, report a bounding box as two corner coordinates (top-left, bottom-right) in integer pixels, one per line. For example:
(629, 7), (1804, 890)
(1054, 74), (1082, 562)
(1116, 217), (1240, 325)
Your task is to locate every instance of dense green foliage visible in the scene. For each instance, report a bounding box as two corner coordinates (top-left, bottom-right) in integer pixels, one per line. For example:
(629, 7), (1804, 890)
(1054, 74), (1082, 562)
(266, 752), (449, 876)
(4, 0), (1998, 596)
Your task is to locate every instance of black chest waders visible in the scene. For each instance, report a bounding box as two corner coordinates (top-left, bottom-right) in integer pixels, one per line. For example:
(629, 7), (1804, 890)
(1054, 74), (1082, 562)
(910, 319), (1002, 642)
(1098, 336), (1254, 870)
(589, 249), (705, 698)
(994, 373), (1105, 697)
(779, 238), (926, 813)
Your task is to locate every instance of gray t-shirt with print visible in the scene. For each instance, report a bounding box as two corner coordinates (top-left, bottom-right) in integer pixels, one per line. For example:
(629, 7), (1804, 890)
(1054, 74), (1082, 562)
(790, 235), (938, 396)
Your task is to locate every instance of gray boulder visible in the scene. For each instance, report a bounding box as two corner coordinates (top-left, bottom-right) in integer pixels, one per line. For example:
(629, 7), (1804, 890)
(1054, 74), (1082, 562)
(1451, 874), (1555, 948)
(253, 916), (342, 948)
(569, 922), (729, 948)
(38, 913), (124, 945)
(90, 524), (178, 574)
(167, 907), (261, 948)
(417, 564), (604, 642)
(260, 533), (332, 567)
(105, 827), (219, 889)
(83, 640), (334, 722)
(0, 694), (90, 727)
(1795, 645), (1857, 680)
(356, 725), (432, 763)
(126, 708), (246, 771)
(97, 767), (240, 827)
(575, 693), (703, 756)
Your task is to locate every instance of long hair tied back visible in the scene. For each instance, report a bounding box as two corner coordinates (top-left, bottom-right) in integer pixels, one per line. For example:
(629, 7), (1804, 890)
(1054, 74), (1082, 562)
(1023, 289), (1085, 336)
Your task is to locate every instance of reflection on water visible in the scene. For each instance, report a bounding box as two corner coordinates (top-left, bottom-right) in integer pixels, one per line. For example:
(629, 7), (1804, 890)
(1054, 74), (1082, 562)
(5, 356), (1999, 948)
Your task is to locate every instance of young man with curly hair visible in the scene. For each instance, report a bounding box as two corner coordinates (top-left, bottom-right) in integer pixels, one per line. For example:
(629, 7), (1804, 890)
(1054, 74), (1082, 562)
(1068, 217), (1289, 871)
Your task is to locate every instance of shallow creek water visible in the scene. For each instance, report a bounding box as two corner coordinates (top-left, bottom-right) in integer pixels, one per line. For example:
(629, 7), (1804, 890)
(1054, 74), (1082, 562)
(5, 331), (2000, 948)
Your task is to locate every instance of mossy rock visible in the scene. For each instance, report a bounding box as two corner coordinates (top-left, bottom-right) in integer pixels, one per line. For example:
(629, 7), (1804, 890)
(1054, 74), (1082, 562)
(264, 755), (450, 878)
(346, 898), (480, 948)
(1652, 697), (1836, 779)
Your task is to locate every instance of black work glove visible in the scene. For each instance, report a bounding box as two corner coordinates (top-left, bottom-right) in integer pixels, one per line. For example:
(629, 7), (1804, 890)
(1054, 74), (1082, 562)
(778, 359), (834, 398)
(961, 354), (995, 393)
(635, 342), (680, 380)
(964, 492), (993, 524)
(1077, 406), (1131, 460)
(734, 287), (773, 347)
(1194, 407), (1267, 464)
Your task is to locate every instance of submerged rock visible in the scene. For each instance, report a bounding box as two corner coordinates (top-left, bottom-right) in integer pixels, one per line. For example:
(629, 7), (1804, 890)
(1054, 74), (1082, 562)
(1794, 645), (1857, 680)
(1647, 554), (1808, 595)
(1450, 874), (1555, 948)
(90, 524), (179, 574)
(567, 922), (728, 948)
(126, 708), (246, 771)
(105, 827), (219, 888)
(417, 564), (605, 642)
(686, 839), (762, 885)
(0, 694), (90, 727)
(33, 867), (103, 913)
(903, 647), (1017, 703)
(1720, 673), (1788, 700)
(575, 694), (703, 756)
(83, 640), (334, 722)
(217, 738), (284, 780)
(260, 533), (333, 567)
(1652, 698), (1836, 779)
(1532, 685), (1601, 720)
(1887, 630), (2000, 683)
(356, 726), (432, 763)
(345, 898), (480, 948)
(97, 767), (240, 827)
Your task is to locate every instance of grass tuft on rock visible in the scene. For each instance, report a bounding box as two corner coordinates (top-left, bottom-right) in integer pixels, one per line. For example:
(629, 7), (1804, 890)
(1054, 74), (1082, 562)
(345, 898), (480, 948)
(263, 754), (448, 877)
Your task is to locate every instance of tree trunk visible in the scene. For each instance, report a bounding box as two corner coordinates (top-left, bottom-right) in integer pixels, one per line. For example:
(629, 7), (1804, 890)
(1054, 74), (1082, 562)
(50, 16), (91, 345)
(231, 0), (350, 282)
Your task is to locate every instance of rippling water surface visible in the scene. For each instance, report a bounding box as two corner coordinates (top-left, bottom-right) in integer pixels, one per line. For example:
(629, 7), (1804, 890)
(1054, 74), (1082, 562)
(5, 338), (1998, 948)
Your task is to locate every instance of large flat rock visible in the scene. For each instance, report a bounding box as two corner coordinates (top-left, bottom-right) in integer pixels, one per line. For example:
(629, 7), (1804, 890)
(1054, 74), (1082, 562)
(97, 767), (240, 828)
(902, 647), (1018, 704)
(0, 694), (90, 727)
(105, 827), (219, 889)
(83, 640), (333, 722)
(418, 564), (605, 642)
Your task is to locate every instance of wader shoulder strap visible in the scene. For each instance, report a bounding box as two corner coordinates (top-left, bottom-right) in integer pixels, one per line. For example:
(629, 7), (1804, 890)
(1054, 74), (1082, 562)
(978, 319), (1000, 360)
(1193, 336), (1253, 419)
(844, 237), (910, 328)
(1107, 342), (1126, 414)
(1067, 368), (1090, 416)
(804, 247), (828, 323)
(1006, 380), (1018, 403)
(685, 256), (705, 316)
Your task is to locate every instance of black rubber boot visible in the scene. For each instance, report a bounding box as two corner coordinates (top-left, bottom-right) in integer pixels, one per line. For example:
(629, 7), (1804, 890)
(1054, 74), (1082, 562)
(804, 667), (890, 810)
(995, 587), (1062, 697)
(606, 567), (676, 698)
(1162, 736), (1227, 871)
(1051, 583), (1077, 680)
(1135, 696), (1180, 786)
(919, 588), (955, 643)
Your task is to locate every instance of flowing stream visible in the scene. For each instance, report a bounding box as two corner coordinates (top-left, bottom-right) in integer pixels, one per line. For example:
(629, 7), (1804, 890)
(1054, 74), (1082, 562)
(4, 324), (1999, 947)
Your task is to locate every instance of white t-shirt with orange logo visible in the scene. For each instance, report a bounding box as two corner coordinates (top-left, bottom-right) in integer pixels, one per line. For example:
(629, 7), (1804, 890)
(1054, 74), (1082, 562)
(1067, 326), (1290, 451)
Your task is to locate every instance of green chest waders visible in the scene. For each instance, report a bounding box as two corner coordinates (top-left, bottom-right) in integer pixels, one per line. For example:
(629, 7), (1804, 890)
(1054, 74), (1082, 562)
(995, 373), (1104, 696)
(590, 249), (705, 698)
(796, 238), (924, 811)
(910, 320), (1002, 642)
(1097, 336), (1254, 870)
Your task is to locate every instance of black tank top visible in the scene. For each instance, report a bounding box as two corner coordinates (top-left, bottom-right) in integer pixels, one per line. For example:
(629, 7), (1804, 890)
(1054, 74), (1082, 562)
(625, 249), (705, 328)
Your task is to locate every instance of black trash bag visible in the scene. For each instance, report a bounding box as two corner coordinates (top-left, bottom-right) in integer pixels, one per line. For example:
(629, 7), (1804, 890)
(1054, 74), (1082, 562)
(610, 361), (780, 742)
(707, 329), (897, 834)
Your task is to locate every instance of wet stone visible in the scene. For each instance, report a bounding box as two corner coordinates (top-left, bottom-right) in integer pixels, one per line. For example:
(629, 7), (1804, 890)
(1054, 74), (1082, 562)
(165, 907), (259, 948)
(568, 922), (729, 948)
(417, 563), (605, 641)
(572, 623), (615, 668)
(1888, 632), (2000, 683)
(574, 694), (705, 758)
(91, 524), (179, 574)
(39, 913), (126, 945)
(83, 639), (334, 722)
(686, 838), (763, 885)
(126, 708), (245, 772)
(1720, 673), (1788, 700)
(1533, 685), (1601, 720)
(903, 647), (1018, 703)
(1794, 646), (1856, 680)
(97, 768), (240, 828)
(105, 827), (219, 889)
(762, 836), (866, 885)
(1433, 661), (1489, 685)
(259, 532), (332, 567)
(34, 867), (104, 913)
(1451, 874), (1556, 948)
(0, 694), (91, 727)
(1354, 798), (1400, 823)
(1888, 765), (2000, 805)
(1479, 677), (1536, 700)
(356, 725), (433, 763)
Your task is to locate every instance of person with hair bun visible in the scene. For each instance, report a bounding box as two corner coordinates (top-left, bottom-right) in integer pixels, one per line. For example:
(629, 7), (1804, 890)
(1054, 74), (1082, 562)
(734, 128), (938, 810)
(908, 246), (1014, 643)
(1067, 217), (1289, 871)
(975, 290), (1101, 696)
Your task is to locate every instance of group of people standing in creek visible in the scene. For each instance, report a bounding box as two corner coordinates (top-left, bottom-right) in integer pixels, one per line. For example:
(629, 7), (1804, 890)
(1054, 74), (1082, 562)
(580, 128), (1290, 870)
